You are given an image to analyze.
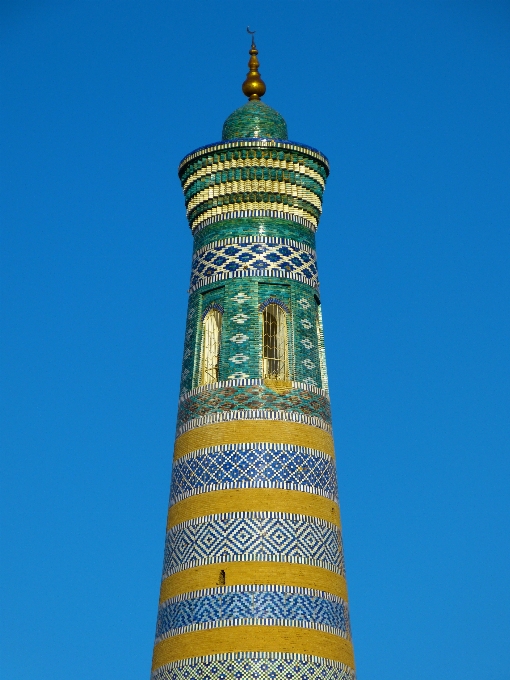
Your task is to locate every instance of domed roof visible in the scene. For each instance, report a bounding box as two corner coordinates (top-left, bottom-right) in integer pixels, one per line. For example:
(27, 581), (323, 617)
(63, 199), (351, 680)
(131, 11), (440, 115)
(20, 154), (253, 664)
(222, 100), (288, 141)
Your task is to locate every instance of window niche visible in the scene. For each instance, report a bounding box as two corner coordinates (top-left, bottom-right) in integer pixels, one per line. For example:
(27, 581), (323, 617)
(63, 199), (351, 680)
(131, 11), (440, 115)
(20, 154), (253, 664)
(200, 302), (223, 386)
(260, 298), (290, 384)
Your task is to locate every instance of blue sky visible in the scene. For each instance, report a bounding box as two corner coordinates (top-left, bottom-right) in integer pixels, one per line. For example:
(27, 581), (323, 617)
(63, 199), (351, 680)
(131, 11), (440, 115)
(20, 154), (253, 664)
(1, 2), (509, 678)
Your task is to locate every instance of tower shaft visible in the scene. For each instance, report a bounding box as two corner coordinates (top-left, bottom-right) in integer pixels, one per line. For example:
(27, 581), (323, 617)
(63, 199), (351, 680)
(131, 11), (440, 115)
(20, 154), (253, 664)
(151, 43), (355, 680)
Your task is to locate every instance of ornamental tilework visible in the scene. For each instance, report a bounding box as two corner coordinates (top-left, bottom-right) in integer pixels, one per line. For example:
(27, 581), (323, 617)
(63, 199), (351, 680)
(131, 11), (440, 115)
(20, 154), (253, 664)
(154, 79), (356, 679)
(192, 217), (317, 253)
(190, 237), (318, 294)
(152, 655), (355, 680)
(222, 100), (289, 141)
(178, 141), (329, 233)
(170, 443), (338, 506)
(176, 409), (331, 439)
(155, 585), (350, 642)
(176, 382), (331, 433)
(162, 512), (345, 578)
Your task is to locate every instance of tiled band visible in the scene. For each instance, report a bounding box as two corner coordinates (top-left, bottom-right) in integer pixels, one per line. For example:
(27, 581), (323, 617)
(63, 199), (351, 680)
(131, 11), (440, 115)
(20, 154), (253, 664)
(174, 416), (334, 458)
(159, 561), (349, 604)
(163, 512), (345, 579)
(182, 155), (326, 192)
(156, 583), (350, 642)
(176, 384), (332, 434)
(152, 627), (355, 671)
(166, 488), (341, 530)
(170, 442), (338, 505)
(179, 378), (328, 400)
(152, 655), (355, 680)
(189, 237), (318, 293)
(178, 141), (329, 232)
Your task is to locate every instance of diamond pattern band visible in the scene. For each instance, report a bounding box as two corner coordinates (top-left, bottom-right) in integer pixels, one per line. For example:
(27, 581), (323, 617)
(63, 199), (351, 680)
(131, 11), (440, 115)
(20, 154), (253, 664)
(152, 653), (355, 680)
(170, 442), (338, 506)
(162, 512), (345, 578)
(189, 237), (318, 293)
(156, 583), (350, 642)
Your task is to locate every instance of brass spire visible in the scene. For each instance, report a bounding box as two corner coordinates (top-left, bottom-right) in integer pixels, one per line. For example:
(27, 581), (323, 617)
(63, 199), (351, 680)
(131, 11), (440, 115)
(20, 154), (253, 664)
(242, 28), (266, 101)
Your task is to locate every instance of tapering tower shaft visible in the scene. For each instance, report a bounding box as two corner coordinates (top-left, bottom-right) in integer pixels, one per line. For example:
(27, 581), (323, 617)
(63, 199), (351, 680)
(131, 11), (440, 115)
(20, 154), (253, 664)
(151, 40), (355, 680)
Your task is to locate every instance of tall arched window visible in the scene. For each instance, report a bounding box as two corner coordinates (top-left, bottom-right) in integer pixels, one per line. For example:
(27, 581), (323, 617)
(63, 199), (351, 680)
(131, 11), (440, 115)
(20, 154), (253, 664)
(201, 307), (222, 385)
(262, 303), (288, 380)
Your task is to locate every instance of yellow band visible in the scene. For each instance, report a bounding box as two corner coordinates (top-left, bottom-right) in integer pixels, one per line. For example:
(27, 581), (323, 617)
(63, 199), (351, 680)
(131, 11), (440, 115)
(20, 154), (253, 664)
(174, 420), (335, 461)
(167, 487), (341, 530)
(159, 560), (349, 604)
(152, 625), (355, 671)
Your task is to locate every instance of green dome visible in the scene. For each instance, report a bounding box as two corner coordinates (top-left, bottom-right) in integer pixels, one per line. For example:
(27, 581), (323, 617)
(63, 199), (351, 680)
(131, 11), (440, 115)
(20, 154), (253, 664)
(222, 100), (288, 141)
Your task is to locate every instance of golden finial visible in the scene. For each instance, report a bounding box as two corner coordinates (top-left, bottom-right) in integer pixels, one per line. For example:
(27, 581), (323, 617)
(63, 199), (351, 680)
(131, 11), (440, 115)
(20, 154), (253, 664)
(242, 28), (266, 101)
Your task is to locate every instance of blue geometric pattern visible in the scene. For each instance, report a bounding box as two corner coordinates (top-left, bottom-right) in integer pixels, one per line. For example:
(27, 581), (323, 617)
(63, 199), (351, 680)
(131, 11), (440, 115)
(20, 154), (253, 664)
(170, 443), (338, 506)
(162, 512), (345, 578)
(190, 237), (318, 293)
(152, 654), (356, 680)
(155, 584), (350, 641)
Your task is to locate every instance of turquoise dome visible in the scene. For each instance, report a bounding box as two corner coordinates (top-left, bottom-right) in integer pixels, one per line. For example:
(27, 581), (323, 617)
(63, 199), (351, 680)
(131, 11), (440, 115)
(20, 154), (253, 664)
(222, 100), (288, 140)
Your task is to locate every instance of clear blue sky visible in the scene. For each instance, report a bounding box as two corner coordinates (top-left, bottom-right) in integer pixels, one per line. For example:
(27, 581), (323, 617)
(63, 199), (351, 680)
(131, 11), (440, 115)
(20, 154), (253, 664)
(1, 2), (509, 678)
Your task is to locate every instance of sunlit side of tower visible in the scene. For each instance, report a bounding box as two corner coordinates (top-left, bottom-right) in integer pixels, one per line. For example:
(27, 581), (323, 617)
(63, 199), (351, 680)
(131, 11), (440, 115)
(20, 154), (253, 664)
(151, 38), (356, 680)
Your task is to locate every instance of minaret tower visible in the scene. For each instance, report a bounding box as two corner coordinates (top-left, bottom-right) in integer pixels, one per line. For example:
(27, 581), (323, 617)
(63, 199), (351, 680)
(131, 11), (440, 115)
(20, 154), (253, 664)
(151, 37), (356, 680)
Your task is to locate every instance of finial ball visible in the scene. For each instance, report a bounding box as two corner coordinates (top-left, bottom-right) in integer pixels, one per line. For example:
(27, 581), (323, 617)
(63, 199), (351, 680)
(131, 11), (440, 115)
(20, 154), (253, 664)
(242, 43), (266, 101)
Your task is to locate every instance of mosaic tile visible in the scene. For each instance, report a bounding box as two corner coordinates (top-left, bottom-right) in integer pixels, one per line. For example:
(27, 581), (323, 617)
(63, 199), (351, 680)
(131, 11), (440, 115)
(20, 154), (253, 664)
(178, 141), (329, 232)
(176, 408), (331, 439)
(176, 381), (331, 434)
(152, 654), (356, 680)
(152, 108), (355, 672)
(192, 217), (317, 252)
(162, 512), (345, 578)
(190, 237), (318, 294)
(156, 584), (350, 641)
(222, 100), (288, 141)
(169, 442), (338, 506)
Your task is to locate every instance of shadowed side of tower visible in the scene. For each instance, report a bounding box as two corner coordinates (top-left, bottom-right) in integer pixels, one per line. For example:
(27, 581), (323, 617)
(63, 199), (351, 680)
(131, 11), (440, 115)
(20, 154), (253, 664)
(151, 39), (356, 680)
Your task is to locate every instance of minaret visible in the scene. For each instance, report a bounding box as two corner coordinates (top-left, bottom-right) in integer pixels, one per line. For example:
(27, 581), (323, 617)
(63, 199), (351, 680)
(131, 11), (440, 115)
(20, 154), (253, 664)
(151, 37), (356, 680)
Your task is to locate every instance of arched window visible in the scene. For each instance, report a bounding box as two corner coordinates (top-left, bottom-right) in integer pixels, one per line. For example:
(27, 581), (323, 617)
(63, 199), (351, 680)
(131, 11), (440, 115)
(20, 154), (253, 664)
(315, 302), (329, 392)
(201, 307), (222, 385)
(262, 303), (288, 380)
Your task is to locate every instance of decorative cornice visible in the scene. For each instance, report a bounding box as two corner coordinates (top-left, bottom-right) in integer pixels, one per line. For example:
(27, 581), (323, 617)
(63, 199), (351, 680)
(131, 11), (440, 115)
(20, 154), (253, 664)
(179, 139), (329, 175)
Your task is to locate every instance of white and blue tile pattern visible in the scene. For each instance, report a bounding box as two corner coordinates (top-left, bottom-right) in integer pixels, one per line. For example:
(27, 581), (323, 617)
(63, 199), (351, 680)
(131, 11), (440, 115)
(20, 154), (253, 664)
(155, 584), (350, 641)
(152, 654), (355, 680)
(190, 236), (318, 293)
(163, 512), (345, 578)
(169, 443), (338, 506)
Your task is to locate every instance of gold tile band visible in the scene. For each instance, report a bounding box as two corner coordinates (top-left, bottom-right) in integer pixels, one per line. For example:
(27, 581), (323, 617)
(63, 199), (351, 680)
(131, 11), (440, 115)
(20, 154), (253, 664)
(152, 626), (355, 671)
(174, 420), (335, 461)
(167, 487), (341, 531)
(158, 561), (349, 604)
(191, 203), (318, 231)
(182, 157), (326, 192)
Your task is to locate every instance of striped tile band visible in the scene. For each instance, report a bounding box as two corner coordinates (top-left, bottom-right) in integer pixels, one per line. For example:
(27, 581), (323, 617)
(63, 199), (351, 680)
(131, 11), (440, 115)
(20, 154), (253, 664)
(178, 142), (329, 232)
(152, 655), (355, 680)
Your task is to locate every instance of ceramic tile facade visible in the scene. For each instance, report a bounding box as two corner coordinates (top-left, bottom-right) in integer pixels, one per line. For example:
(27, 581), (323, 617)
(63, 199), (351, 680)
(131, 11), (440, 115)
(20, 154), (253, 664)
(152, 655), (356, 680)
(156, 584), (351, 641)
(222, 100), (289, 140)
(170, 442), (338, 505)
(176, 381), (331, 434)
(179, 142), (329, 232)
(162, 512), (345, 579)
(190, 237), (318, 293)
(153, 81), (355, 678)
